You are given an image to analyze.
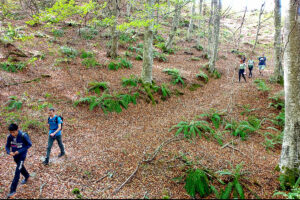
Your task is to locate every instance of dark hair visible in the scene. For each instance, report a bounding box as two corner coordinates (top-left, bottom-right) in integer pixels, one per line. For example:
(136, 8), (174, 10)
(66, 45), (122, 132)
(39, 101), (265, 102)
(49, 108), (55, 112)
(8, 123), (18, 131)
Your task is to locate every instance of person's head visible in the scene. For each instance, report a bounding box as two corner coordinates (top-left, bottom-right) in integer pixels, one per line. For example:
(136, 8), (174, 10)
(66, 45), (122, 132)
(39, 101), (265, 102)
(262, 53), (265, 57)
(240, 59), (244, 64)
(8, 123), (19, 137)
(48, 108), (55, 117)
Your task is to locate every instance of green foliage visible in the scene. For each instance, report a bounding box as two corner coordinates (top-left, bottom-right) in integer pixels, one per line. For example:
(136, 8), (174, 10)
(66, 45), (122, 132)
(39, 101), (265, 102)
(72, 188), (82, 199)
(163, 68), (185, 85)
(262, 129), (283, 150)
(154, 34), (165, 43)
(87, 82), (109, 95)
(225, 116), (261, 140)
(122, 75), (140, 87)
(271, 110), (285, 129)
(52, 29), (64, 37)
(185, 169), (211, 198)
(269, 91), (285, 110)
(22, 117), (45, 132)
(194, 45), (204, 51)
(82, 57), (100, 68)
(216, 162), (246, 199)
(154, 51), (168, 62)
(240, 104), (256, 116)
(108, 58), (132, 70)
(169, 120), (214, 139)
(74, 92), (139, 114)
(0, 62), (26, 72)
(254, 79), (270, 92)
(274, 176), (300, 199)
(79, 27), (98, 40)
(1, 23), (33, 42)
(119, 32), (136, 43)
(135, 54), (143, 60)
(160, 84), (171, 100)
(80, 50), (94, 59)
(196, 70), (209, 83)
(211, 69), (221, 79)
(0, 111), (22, 125)
(60, 46), (78, 58)
(199, 110), (223, 129)
(5, 96), (22, 111)
(278, 168), (300, 192)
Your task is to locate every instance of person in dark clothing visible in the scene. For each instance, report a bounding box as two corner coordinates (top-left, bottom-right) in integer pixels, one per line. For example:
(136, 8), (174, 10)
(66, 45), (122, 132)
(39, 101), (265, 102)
(5, 123), (32, 199)
(43, 108), (65, 165)
(258, 53), (267, 76)
(239, 59), (247, 83)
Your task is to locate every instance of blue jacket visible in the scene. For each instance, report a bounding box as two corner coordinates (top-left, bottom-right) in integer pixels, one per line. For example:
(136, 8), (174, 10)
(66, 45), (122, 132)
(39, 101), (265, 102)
(5, 130), (32, 160)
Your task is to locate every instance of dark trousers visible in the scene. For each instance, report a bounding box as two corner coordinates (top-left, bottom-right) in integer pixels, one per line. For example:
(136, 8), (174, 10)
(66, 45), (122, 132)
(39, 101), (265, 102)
(10, 158), (29, 193)
(248, 66), (253, 77)
(46, 135), (65, 160)
(239, 69), (246, 82)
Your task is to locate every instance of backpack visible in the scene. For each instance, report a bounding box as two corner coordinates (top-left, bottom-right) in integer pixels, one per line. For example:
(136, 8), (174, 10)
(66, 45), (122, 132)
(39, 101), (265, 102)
(48, 115), (63, 130)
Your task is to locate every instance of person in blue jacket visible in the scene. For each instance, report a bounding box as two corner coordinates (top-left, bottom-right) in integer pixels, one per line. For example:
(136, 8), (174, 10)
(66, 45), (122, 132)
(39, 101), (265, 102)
(5, 123), (32, 199)
(43, 108), (65, 165)
(258, 53), (267, 76)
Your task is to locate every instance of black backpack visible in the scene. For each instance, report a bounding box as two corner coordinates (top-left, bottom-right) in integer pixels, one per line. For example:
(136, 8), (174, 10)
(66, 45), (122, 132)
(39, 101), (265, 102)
(48, 115), (63, 130)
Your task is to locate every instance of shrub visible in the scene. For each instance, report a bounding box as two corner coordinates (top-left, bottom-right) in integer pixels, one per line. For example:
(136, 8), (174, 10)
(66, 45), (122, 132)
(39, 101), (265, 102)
(198, 110), (223, 129)
(122, 75), (139, 87)
(52, 29), (64, 37)
(160, 84), (171, 100)
(185, 169), (211, 198)
(87, 82), (109, 95)
(262, 129), (283, 150)
(119, 32), (136, 43)
(135, 54), (143, 60)
(119, 58), (132, 69)
(0, 62), (26, 72)
(79, 27), (98, 40)
(163, 68), (185, 85)
(80, 50), (94, 59)
(108, 61), (119, 70)
(254, 79), (270, 92)
(5, 96), (22, 110)
(60, 46), (78, 58)
(82, 57), (100, 68)
(268, 91), (284, 110)
(196, 70), (209, 83)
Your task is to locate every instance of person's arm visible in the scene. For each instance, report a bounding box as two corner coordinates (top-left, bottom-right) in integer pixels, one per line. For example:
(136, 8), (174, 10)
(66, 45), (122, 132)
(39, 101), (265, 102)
(5, 136), (11, 155)
(16, 133), (32, 155)
(50, 117), (62, 136)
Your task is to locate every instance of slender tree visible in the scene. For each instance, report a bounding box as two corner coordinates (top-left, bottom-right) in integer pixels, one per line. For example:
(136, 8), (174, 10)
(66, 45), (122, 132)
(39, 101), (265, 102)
(272, 0), (283, 82)
(141, 0), (155, 83)
(252, 1), (265, 53)
(165, 0), (182, 50)
(279, 0), (300, 173)
(236, 6), (247, 50)
(196, 0), (204, 47)
(207, 0), (214, 57)
(126, 0), (131, 17)
(107, 0), (119, 59)
(208, 0), (221, 72)
(187, 0), (196, 41)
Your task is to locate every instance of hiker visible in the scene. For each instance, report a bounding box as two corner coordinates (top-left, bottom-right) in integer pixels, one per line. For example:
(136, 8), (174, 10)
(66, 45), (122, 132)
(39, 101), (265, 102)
(239, 59), (247, 83)
(241, 55), (246, 63)
(248, 57), (254, 78)
(258, 53), (266, 76)
(5, 123), (32, 199)
(43, 108), (65, 165)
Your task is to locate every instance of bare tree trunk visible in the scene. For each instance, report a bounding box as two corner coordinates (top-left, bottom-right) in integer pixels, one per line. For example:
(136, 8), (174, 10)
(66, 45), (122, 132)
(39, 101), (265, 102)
(156, 0), (160, 26)
(198, 0), (203, 27)
(272, 0), (283, 82)
(208, 0), (221, 73)
(279, 0), (300, 173)
(236, 6), (247, 50)
(196, 0), (204, 46)
(207, 0), (214, 57)
(252, 1), (265, 53)
(187, 0), (196, 41)
(126, 0), (131, 17)
(165, 2), (181, 50)
(107, 0), (119, 59)
(141, 0), (155, 83)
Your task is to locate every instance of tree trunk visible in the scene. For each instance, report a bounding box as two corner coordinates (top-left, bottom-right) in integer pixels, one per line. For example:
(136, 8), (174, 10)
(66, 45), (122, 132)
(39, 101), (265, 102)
(208, 0), (221, 73)
(272, 0), (283, 82)
(252, 1), (265, 53)
(165, 2), (181, 50)
(196, 0), (204, 46)
(279, 0), (300, 172)
(126, 0), (131, 17)
(236, 6), (247, 50)
(187, 0), (196, 41)
(207, 0), (214, 57)
(141, 0), (155, 83)
(107, 0), (119, 59)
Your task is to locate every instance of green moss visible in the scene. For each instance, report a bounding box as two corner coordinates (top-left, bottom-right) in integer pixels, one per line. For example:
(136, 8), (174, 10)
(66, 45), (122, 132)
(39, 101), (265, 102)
(279, 167), (300, 191)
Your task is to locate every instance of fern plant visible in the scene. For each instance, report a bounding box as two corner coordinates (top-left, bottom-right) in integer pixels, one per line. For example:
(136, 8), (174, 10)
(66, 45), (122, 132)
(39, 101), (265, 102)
(5, 96), (22, 110)
(215, 162), (246, 199)
(274, 176), (300, 199)
(0, 62), (26, 72)
(240, 104), (257, 116)
(82, 57), (100, 68)
(163, 68), (185, 85)
(254, 79), (270, 92)
(119, 58), (132, 69)
(198, 110), (223, 129)
(80, 50), (94, 59)
(60, 46), (78, 58)
(87, 82), (109, 95)
(169, 120), (214, 139)
(122, 75), (140, 87)
(160, 84), (171, 100)
(268, 91), (285, 110)
(271, 110), (285, 129)
(262, 128), (283, 150)
(185, 169), (211, 198)
(196, 70), (209, 83)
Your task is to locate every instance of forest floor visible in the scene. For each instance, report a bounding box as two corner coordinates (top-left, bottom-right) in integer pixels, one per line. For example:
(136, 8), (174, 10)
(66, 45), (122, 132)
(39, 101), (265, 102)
(0, 12), (284, 199)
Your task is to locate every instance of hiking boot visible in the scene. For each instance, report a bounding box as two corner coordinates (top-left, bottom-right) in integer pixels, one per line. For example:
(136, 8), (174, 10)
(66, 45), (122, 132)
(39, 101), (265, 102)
(7, 192), (16, 199)
(42, 158), (49, 165)
(21, 177), (30, 185)
(58, 153), (65, 158)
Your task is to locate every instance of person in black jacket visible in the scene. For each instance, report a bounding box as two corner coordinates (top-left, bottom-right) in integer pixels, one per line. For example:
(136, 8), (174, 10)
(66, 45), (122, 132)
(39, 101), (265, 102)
(5, 123), (32, 199)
